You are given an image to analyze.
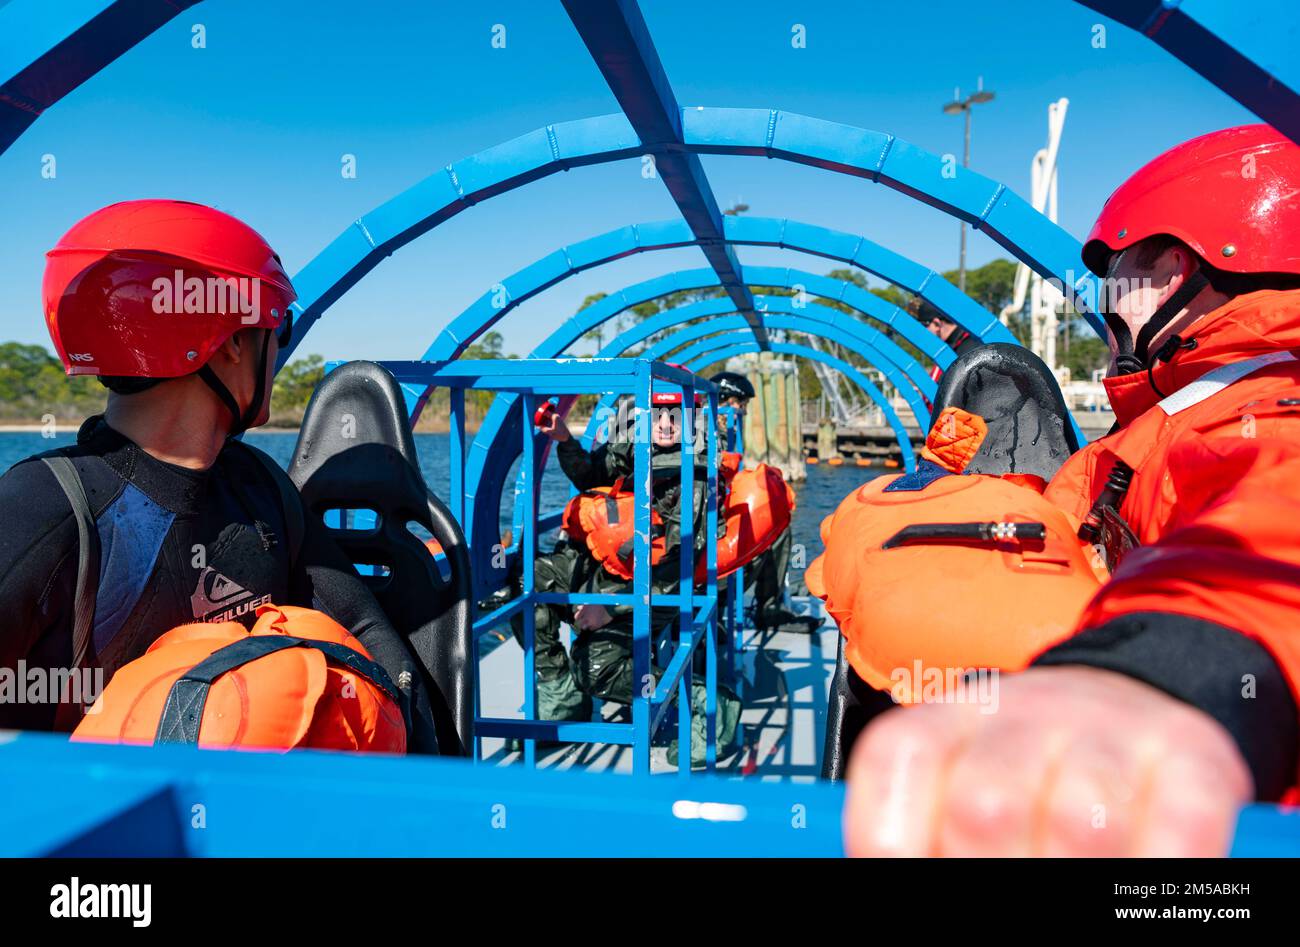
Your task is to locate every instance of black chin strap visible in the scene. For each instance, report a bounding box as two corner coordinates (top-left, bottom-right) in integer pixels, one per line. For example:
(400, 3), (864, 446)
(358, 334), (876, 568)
(1104, 260), (1211, 378)
(197, 330), (272, 438)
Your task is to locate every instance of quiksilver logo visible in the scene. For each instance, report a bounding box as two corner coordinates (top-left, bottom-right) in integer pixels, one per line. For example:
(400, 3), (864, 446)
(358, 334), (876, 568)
(190, 568), (268, 623)
(49, 877), (151, 927)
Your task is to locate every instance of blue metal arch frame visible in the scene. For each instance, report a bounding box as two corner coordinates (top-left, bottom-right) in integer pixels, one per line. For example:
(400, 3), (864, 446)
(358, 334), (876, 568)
(597, 294), (936, 399)
(427, 217), (1025, 365)
(606, 324), (918, 464)
(589, 297), (934, 425)
(456, 266), (951, 560)
(278, 108), (1100, 367)
(685, 339), (914, 469)
(454, 264), (954, 568)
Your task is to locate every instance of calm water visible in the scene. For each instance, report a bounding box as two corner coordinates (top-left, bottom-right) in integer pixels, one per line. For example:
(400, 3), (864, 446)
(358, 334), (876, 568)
(0, 431), (884, 581)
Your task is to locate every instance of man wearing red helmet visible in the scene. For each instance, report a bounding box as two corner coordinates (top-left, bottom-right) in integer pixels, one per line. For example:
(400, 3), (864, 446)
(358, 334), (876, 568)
(844, 125), (1300, 855)
(0, 200), (438, 750)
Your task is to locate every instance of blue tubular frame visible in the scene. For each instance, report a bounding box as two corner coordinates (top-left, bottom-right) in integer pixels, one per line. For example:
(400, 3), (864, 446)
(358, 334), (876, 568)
(374, 358), (722, 775)
(427, 218), (1021, 365)
(579, 331), (916, 473)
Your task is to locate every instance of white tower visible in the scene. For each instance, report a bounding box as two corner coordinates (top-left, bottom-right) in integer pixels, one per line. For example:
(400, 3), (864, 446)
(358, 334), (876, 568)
(1001, 98), (1068, 375)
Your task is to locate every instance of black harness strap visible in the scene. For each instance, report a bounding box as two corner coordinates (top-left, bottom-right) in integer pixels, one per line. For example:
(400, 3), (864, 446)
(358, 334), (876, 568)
(41, 455), (100, 672)
(155, 634), (400, 744)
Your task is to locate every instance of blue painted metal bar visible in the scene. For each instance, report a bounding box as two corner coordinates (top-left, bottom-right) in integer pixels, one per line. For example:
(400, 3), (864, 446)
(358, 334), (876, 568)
(449, 387), (466, 528)
(472, 595), (529, 635)
(719, 406), (745, 698)
(1, 733), (1289, 856)
(0, 0), (201, 156)
(684, 340), (918, 471)
(704, 389), (721, 767)
(476, 718), (635, 744)
(632, 360), (654, 775)
(0, 733), (846, 857)
(1074, 0), (1300, 145)
(519, 392), (538, 768)
(677, 373), (697, 775)
(560, 0), (766, 347)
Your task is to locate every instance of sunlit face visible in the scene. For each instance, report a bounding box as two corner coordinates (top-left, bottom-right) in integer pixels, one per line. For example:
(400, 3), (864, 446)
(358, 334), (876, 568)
(653, 406), (682, 447)
(1100, 244), (1197, 376)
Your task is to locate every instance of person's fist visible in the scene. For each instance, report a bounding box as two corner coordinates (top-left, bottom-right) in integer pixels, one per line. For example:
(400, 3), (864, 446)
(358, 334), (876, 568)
(573, 604), (612, 631)
(843, 666), (1252, 857)
(535, 403), (570, 442)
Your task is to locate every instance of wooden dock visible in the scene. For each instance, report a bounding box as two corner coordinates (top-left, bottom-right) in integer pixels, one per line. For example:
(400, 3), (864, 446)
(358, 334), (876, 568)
(801, 409), (1116, 465)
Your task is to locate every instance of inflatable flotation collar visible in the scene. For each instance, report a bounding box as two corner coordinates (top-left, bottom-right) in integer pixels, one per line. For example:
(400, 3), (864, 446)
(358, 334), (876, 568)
(562, 477), (668, 580)
(698, 462), (795, 583)
(806, 462), (1105, 703)
(560, 454), (793, 584)
(73, 604), (407, 753)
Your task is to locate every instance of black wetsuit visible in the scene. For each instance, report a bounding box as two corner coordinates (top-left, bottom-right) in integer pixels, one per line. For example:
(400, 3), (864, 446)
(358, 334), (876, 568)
(0, 416), (436, 749)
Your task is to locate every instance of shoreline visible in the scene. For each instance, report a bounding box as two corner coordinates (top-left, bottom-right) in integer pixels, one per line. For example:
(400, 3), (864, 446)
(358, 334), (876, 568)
(0, 415), (595, 435)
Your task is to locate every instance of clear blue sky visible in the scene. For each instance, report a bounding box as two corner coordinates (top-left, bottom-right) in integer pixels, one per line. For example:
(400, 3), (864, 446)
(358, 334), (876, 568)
(0, 0), (1259, 363)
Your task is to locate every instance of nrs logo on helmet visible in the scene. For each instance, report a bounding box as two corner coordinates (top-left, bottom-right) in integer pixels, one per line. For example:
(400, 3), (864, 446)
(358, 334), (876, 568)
(44, 199), (295, 380)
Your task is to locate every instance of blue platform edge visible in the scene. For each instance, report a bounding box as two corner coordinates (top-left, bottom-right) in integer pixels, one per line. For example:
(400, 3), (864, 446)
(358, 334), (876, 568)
(1, 733), (1296, 857)
(0, 733), (845, 857)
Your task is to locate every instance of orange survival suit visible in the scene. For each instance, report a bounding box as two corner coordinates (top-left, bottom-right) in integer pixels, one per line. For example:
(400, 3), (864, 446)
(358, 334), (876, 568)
(1033, 289), (1300, 800)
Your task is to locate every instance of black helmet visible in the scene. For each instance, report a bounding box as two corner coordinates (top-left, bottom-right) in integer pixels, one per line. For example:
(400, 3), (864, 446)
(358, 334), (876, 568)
(711, 371), (755, 402)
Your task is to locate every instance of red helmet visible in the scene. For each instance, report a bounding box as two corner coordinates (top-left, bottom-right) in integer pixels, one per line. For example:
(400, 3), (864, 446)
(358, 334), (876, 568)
(650, 390), (705, 407)
(1083, 124), (1300, 277)
(650, 362), (704, 406)
(44, 200), (295, 377)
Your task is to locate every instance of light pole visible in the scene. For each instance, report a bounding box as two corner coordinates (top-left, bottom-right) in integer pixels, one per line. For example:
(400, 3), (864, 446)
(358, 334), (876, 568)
(943, 78), (995, 293)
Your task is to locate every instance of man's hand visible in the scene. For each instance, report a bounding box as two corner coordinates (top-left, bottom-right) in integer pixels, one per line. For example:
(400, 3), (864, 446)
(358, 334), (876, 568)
(573, 604), (612, 631)
(844, 666), (1252, 857)
(536, 404), (571, 442)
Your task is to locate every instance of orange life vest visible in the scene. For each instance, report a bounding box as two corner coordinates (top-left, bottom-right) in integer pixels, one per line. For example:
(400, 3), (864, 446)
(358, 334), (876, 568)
(699, 462), (796, 583)
(560, 455), (793, 583)
(561, 477), (668, 580)
(806, 467), (1105, 702)
(72, 603), (407, 753)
